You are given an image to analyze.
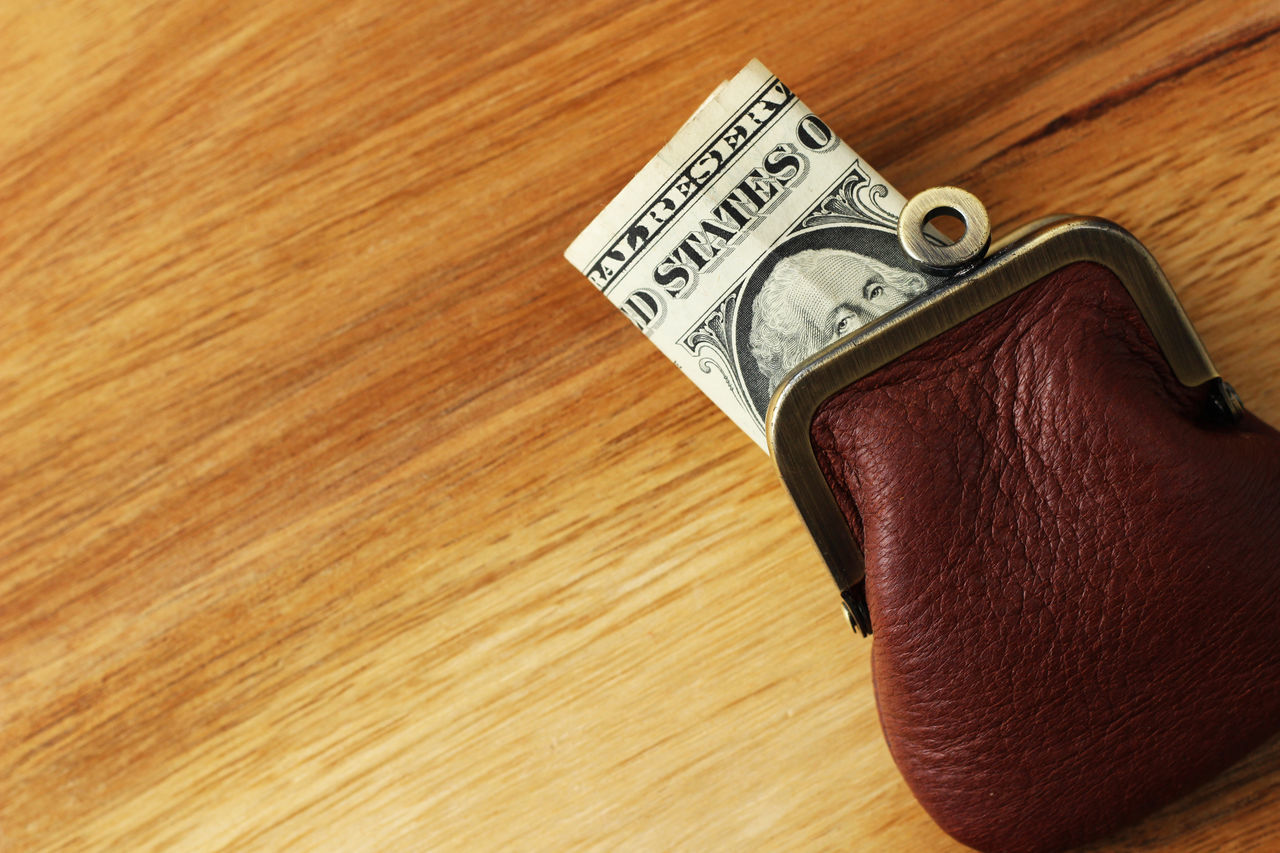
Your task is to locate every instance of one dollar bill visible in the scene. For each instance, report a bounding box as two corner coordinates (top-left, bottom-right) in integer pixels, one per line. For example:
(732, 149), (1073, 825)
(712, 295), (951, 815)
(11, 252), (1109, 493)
(565, 59), (938, 451)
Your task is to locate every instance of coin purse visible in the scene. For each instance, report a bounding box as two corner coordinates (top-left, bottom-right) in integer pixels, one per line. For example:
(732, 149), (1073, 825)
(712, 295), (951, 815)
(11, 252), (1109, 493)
(768, 188), (1280, 853)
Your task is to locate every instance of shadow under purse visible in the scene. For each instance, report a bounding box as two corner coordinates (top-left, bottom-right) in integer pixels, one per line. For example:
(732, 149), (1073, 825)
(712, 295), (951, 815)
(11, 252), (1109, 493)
(769, 188), (1280, 853)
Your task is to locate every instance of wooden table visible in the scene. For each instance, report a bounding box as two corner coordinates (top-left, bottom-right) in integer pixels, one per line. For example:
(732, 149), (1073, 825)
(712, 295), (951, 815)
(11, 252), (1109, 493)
(3, 1), (1279, 850)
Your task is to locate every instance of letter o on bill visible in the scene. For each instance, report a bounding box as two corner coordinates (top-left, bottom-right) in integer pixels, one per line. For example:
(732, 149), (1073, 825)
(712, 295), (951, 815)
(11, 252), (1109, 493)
(796, 115), (838, 153)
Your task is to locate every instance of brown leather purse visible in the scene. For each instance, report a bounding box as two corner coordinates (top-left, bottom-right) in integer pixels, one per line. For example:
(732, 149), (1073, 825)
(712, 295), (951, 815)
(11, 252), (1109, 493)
(769, 189), (1280, 853)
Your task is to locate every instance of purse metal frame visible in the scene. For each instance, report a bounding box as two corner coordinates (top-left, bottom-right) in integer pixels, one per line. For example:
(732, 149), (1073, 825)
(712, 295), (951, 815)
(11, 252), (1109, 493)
(766, 194), (1225, 617)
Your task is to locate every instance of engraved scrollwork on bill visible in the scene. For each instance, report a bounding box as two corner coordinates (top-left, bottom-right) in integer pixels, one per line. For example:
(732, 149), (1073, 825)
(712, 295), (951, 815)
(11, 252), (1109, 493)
(681, 288), (761, 426)
(799, 163), (898, 231)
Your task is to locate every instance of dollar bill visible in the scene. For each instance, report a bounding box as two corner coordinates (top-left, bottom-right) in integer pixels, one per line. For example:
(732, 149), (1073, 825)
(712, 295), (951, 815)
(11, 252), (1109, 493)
(565, 59), (941, 451)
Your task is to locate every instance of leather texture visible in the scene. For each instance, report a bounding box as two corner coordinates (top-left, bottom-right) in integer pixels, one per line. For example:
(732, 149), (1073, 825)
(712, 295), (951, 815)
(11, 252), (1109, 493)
(808, 262), (1280, 853)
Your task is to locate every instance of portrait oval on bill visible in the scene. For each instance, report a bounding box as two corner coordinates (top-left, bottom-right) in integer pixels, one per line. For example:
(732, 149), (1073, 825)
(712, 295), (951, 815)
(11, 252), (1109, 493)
(732, 224), (944, 420)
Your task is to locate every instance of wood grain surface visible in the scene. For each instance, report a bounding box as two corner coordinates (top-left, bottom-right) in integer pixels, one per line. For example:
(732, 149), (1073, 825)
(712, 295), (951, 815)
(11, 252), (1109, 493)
(3, 1), (1279, 850)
